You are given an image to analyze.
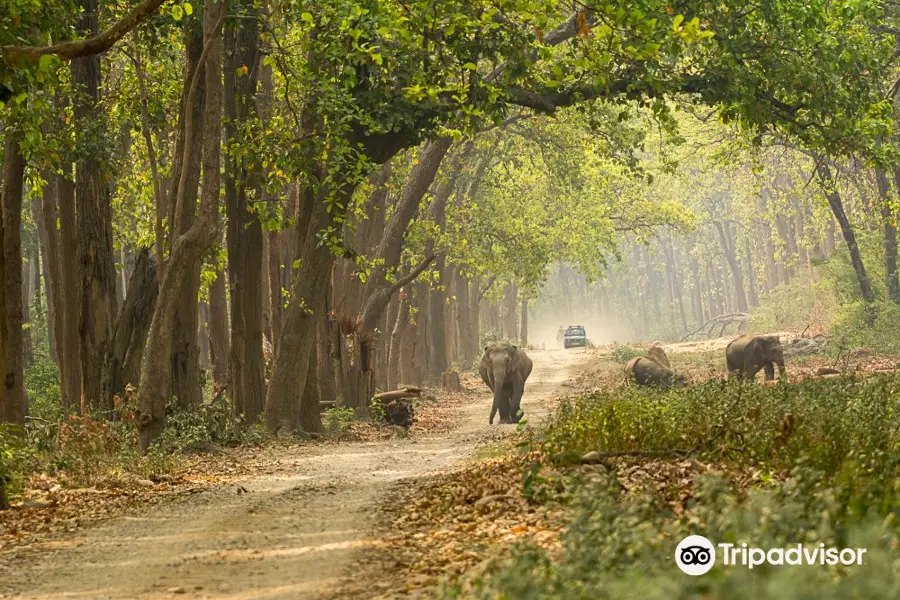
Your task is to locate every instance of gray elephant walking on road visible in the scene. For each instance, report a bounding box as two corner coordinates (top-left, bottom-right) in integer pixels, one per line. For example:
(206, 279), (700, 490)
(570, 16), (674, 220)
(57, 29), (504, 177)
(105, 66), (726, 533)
(479, 343), (533, 424)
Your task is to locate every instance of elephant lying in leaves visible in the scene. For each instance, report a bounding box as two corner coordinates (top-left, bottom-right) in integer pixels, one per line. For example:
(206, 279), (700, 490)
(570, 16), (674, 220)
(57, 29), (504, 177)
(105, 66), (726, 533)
(479, 343), (533, 424)
(624, 356), (686, 387)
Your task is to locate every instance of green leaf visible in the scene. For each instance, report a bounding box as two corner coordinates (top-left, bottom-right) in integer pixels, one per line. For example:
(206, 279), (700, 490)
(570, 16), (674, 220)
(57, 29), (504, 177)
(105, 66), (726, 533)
(301, 12), (313, 23)
(672, 14), (684, 31)
(183, 2), (193, 16)
(171, 4), (184, 21)
(38, 54), (57, 73)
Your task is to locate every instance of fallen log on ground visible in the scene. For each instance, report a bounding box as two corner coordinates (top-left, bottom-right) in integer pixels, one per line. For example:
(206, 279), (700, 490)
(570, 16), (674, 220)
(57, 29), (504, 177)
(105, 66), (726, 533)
(680, 313), (750, 342)
(373, 388), (423, 403)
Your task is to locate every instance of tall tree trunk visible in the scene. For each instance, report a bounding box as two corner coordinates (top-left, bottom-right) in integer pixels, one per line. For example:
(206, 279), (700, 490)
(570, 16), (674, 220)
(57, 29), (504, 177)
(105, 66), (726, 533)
(102, 249), (158, 406)
(399, 291), (417, 386)
(774, 214), (796, 282)
(413, 283), (429, 385)
(199, 301), (210, 371)
(501, 283), (518, 342)
(689, 256), (703, 327)
(299, 325), (324, 434)
(317, 308), (336, 402)
(880, 167), (900, 303)
(422, 149), (467, 382)
(36, 175), (62, 362)
(224, 1), (265, 423)
(819, 163), (876, 310)
(0, 134), (24, 424)
(670, 237), (689, 333)
(456, 270), (473, 368)
(267, 229), (283, 353)
(445, 267), (458, 367)
(744, 237), (759, 308)
(138, 0), (226, 452)
(169, 24), (205, 410)
(824, 218), (836, 257)
(73, 0), (118, 411)
(56, 171), (82, 407)
(388, 290), (409, 390)
(713, 221), (749, 313)
(21, 238), (33, 368)
(208, 266), (229, 388)
(265, 173), (356, 434)
(520, 296), (529, 346)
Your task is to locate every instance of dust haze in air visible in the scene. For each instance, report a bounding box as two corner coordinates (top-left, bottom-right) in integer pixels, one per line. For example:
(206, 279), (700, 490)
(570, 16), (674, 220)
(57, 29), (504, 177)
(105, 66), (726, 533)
(527, 306), (634, 349)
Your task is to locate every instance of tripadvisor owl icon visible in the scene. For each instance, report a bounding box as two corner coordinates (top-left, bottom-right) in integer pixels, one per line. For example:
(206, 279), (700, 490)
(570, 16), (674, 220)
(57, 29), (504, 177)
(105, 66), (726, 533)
(676, 535), (716, 575)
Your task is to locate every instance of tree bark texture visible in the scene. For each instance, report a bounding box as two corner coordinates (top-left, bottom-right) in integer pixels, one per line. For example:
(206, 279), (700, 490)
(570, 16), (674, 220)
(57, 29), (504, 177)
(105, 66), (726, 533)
(170, 25), (205, 410)
(138, 0), (226, 452)
(73, 0), (119, 411)
(102, 248), (158, 407)
(0, 134), (23, 424)
(819, 163), (876, 307)
(224, 0), (266, 423)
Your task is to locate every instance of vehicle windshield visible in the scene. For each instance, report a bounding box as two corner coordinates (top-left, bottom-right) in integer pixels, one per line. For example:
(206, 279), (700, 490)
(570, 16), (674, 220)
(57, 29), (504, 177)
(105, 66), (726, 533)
(565, 327), (585, 336)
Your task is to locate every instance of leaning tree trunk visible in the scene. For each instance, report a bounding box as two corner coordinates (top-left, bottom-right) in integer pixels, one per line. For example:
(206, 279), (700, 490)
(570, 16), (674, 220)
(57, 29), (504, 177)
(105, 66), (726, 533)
(73, 0), (118, 411)
(819, 163), (876, 312)
(139, 0), (226, 452)
(0, 134), (23, 424)
(102, 249), (158, 407)
(170, 25), (205, 410)
(351, 139), (452, 398)
(225, 0), (266, 423)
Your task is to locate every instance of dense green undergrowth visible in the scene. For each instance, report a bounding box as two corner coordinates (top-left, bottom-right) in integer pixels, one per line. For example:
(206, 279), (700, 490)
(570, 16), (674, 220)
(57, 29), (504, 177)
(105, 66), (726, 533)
(455, 375), (900, 598)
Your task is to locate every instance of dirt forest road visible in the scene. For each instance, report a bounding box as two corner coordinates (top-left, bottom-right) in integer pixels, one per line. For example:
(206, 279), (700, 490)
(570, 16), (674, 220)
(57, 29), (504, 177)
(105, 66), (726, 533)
(0, 348), (585, 600)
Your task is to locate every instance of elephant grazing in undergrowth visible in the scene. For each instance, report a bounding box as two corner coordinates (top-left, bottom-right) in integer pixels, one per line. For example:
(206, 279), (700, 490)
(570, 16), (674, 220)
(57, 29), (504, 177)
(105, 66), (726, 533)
(479, 343), (533, 424)
(624, 356), (686, 388)
(726, 334), (786, 382)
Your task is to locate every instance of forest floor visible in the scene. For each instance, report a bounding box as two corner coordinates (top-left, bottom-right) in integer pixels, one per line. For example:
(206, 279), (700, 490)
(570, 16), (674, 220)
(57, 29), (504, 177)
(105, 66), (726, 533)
(0, 347), (586, 600)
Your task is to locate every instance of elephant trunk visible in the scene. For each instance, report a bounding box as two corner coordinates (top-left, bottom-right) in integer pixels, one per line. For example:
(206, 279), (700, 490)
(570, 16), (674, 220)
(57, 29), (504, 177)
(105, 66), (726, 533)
(493, 366), (509, 422)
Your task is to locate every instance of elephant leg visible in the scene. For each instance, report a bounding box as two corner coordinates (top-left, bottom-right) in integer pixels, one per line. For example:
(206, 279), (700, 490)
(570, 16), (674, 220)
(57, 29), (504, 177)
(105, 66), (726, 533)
(764, 363), (775, 380)
(510, 380), (525, 423)
(743, 355), (759, 382)
(489, 397), (507, 424)
(497, 396), (512, 424)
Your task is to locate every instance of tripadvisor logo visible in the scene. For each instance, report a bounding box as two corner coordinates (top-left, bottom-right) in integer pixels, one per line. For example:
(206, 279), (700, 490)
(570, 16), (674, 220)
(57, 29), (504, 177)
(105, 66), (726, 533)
(676, 535), (716, 576)
(675, 535), (868, 575)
